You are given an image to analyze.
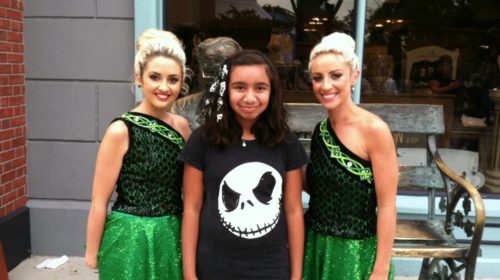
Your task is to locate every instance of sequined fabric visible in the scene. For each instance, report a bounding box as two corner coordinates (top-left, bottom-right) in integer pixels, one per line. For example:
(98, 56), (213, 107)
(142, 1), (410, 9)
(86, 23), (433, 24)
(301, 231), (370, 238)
(98, 211), (182, 280)
(112, 112), (184, 217)
(98, 112), (184, 279)
(305, 119), (377, 239)
(302, 229), (394, 280)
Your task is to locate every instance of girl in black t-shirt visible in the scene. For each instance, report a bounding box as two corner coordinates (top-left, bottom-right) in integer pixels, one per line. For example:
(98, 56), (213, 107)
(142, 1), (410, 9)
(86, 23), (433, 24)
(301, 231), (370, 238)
(180, 50), (307, 280)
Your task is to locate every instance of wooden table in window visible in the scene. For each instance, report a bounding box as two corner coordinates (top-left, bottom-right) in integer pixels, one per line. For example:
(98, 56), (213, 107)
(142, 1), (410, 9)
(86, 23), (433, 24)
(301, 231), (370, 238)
(450, 120), (493, 172)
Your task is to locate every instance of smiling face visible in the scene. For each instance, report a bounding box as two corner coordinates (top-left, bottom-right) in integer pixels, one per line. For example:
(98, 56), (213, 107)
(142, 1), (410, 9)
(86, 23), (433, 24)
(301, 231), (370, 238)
(136, 55), (182, 112)
(228, 64), (271, 127)
(310, 53), (359, 110)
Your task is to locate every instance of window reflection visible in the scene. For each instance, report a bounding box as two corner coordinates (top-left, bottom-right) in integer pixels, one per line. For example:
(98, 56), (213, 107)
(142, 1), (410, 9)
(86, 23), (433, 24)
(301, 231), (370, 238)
(166, 0), (356, 93)
(165, 0), (498, 159)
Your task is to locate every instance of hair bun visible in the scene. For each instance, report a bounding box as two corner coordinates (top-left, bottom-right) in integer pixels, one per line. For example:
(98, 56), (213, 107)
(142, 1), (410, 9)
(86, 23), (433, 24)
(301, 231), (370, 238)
(308, 32), (359, 73)
(136, 29), (182, 51)
(322, 32), (355, 52)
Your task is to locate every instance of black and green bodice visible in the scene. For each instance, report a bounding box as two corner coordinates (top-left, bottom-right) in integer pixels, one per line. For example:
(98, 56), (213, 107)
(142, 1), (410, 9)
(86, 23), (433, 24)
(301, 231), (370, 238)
(111, 112), (184, 217)
(305, 119), (377, 239)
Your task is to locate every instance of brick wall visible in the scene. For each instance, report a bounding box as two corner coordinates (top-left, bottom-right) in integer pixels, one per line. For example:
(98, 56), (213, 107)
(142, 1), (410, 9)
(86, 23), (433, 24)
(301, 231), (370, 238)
(0, 0), (25, 217)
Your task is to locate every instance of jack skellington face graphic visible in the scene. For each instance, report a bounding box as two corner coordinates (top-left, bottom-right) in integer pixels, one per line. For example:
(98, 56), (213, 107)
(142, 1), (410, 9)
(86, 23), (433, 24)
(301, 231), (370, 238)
(218, 162), (282, 239)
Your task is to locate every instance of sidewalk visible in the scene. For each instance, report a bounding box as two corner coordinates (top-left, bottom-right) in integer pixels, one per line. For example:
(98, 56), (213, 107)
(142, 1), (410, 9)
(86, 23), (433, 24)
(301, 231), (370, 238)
(8, 256), (499, 280)
(9, 256), (98, 280)
(9, 256), (415, 280)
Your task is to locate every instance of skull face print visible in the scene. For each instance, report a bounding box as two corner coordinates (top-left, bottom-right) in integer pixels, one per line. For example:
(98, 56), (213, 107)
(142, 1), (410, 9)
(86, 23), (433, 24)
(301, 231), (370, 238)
(218, 162), (283, 239)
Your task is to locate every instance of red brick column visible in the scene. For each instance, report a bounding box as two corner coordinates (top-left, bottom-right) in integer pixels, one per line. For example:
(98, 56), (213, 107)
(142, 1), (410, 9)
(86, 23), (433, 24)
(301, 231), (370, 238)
(0, 0), (25, 218)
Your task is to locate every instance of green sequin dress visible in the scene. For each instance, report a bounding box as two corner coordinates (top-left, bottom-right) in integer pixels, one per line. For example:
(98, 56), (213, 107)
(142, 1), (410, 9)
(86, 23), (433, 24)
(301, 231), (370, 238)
(97, 112), (184, 280)
(303, 119), (394, 280)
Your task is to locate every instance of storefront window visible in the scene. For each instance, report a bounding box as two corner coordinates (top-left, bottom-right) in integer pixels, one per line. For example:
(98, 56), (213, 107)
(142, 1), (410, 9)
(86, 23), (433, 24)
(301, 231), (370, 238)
(363, 0), (498, 167)
(364, 0), (499, 96)
(165, 0), (499, 100)
(164, 0), (498, 170)
(165, 0), (355, 93)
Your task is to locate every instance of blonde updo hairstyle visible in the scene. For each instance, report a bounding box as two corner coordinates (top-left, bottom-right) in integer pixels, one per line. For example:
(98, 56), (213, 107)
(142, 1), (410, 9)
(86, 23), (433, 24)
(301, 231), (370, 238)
(308, 32), (359, 74)
(134, 29), (187, 87)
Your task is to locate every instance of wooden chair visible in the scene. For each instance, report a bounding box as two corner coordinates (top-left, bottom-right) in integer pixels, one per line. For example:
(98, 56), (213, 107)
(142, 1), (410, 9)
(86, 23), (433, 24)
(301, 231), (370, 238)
(404, 46), (459, 89)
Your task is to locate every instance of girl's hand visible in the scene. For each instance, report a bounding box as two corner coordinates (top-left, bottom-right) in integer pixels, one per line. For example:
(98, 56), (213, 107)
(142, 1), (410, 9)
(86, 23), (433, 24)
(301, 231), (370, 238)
(84, 254), (97, 269)
(369, 270), (389, 280)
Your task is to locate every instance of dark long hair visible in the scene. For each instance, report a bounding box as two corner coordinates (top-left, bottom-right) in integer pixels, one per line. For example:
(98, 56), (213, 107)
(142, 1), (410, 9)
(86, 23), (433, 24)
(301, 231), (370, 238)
(201, 49), (289, 147)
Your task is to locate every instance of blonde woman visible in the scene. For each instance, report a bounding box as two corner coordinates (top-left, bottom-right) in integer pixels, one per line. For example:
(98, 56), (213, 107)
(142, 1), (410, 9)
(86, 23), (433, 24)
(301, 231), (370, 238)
(303, 32), (398, 280)
(85, 29), (190, 280)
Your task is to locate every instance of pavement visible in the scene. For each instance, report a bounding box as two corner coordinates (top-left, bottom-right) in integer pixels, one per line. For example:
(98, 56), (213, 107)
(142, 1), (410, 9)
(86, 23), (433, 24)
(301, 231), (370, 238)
(8, 256), (500, 280)
(9, 256), (415, 280)
(9, 256), (98, 280)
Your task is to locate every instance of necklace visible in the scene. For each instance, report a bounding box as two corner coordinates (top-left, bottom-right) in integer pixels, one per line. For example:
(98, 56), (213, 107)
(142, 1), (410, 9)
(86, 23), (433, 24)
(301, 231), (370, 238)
(242, 139), (247, 147)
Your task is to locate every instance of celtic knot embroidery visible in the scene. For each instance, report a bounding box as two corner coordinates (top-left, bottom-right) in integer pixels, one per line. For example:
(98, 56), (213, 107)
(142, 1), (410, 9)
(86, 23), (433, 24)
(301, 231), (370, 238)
(122, 113), (184, 150)
(319, 119), (373, 183)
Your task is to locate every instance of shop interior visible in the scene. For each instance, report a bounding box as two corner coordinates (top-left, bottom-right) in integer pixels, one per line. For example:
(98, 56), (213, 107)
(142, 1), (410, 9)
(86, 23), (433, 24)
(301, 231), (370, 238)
(165, 0), (499, 191)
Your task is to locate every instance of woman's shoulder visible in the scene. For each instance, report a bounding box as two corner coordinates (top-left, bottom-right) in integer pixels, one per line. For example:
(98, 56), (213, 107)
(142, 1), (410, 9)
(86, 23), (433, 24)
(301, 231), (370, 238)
(355, 107), (391, 138)
(103, 118), (129, 142)
(356, 106), (387, 127)
(166, 113), (187, 128)
(354, 107), (394, 153)
(168, 113), (191, 140)
(108, 118), (128, 134)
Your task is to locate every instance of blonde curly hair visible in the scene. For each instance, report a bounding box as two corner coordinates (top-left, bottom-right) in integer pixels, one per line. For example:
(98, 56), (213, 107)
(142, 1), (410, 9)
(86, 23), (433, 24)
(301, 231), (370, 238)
(134, 29), (189, 95)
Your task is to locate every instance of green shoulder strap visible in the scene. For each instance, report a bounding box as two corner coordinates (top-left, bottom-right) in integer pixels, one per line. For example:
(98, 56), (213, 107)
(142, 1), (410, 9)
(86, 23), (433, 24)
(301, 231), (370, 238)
(319, 119), (373, 183)
(121, 112), (184, 150)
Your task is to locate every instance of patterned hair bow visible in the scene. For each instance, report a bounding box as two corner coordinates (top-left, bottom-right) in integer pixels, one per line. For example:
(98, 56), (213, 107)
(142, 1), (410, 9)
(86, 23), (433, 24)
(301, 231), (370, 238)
(200, 59), (231, 124)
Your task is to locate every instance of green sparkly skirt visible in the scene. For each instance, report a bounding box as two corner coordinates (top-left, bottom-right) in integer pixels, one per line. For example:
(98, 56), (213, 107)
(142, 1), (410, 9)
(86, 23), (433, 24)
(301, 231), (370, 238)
(97, 211), (182, 280)
(303, 228), (394, 280)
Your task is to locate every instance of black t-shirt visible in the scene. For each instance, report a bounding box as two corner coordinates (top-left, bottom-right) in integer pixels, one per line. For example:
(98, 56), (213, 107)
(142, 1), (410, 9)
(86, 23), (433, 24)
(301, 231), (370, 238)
(179, 128), (308, 280)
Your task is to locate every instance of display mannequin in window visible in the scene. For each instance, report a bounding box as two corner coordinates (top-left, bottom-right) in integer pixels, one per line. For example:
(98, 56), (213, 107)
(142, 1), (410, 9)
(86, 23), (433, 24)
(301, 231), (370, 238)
(170, 37), (242, 129)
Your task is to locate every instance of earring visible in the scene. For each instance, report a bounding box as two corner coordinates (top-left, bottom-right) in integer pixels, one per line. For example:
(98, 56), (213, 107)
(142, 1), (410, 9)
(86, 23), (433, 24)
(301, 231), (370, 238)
(351, 85), (355, 92)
